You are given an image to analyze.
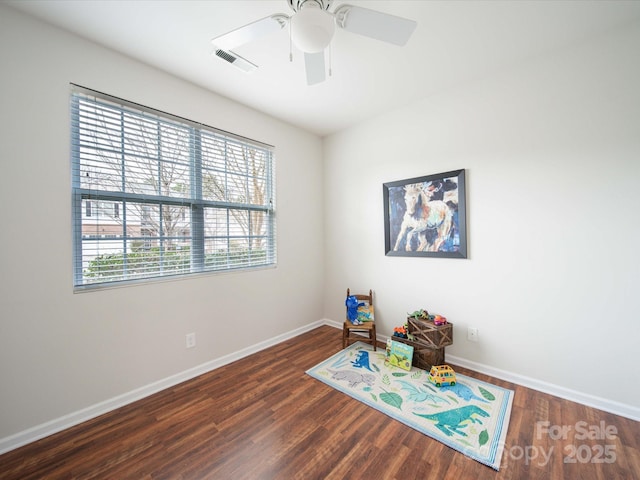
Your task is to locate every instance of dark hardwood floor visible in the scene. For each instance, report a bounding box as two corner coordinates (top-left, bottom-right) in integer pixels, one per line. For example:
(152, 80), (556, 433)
(1, 326), (638, 479)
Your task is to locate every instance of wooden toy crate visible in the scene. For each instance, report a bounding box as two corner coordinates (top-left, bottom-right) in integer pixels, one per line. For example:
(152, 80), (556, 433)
(406, 318), (453, 349)
(392, 337), (444, 370)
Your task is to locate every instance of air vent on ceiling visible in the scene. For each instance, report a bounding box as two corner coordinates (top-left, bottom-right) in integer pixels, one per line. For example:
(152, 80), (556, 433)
(214, 49), (258, 73)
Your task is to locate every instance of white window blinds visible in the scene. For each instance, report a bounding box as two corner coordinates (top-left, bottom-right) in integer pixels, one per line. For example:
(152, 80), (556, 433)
(71, 86), (276, 289)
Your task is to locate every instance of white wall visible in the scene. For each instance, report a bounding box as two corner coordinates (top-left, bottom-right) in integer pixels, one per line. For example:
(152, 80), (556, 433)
(323, 22), (640, 413)
(0, 6), (324, 443)
(1, 3), (638, 452)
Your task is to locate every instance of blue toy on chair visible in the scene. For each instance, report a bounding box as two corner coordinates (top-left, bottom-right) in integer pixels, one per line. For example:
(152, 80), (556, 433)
(343, 288), (376, 351)
(346, 295), (365, 325)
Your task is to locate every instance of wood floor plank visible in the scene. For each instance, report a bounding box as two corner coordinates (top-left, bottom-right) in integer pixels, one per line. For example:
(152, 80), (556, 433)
(0, 325), (638, 479)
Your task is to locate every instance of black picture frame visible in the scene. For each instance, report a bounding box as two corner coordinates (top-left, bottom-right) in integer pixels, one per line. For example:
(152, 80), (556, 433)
(383, 169), (467, 258)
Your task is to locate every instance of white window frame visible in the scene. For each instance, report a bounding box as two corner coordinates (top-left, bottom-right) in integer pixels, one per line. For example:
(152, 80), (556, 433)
(71, 85), (276, 290)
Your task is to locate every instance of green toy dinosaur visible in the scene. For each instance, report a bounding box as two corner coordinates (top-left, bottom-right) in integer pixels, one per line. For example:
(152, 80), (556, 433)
(407, 309), (429, 319)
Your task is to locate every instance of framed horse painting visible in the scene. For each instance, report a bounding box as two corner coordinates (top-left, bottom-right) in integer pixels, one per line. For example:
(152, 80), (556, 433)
(383, 169), (467, 258)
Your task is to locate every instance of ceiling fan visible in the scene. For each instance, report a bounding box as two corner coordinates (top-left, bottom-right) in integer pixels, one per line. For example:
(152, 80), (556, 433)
(211, 0), (417, 85)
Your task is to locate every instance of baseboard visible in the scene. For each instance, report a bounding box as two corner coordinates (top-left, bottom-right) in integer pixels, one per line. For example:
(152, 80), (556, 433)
(4, 319), (636, 455)
(0, 320), (326, 455)
(444, 353), (640, 422)
(323, 318), (343, 330)
(357, 327), (640, 422)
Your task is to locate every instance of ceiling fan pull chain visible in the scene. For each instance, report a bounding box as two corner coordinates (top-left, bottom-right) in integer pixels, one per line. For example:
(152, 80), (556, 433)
(328, 43), (332, 77)
(289, 20), (293, 62)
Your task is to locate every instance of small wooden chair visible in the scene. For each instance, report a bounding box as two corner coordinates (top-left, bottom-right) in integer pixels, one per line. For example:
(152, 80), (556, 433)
(343, 288), (377, 351)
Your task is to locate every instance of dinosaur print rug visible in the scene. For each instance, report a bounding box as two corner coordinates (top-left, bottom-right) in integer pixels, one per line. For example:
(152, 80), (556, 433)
(306, 342), (513, 470)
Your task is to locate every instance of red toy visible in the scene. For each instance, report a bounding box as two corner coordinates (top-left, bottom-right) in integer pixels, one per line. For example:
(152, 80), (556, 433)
(433, 315), (447, 326)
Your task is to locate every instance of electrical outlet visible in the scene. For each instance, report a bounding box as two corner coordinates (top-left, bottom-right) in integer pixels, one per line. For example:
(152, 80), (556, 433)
(467, 327), (479, 342)
(185, 332), (196, 349)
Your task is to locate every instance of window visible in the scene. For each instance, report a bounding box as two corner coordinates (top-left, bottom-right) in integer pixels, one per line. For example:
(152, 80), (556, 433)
(71, 86), (276, 289)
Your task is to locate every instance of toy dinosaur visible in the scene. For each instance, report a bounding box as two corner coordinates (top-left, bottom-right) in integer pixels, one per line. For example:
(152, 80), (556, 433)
(414, 405), (489, 437)
(346, 295), (365, 325)
(408, 309), (429, 319)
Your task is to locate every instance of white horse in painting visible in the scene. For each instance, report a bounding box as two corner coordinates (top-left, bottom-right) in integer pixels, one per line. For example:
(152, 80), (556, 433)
(393, 183), (454, 252)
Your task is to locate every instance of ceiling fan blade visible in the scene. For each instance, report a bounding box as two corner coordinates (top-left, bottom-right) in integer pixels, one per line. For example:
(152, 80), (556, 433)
(335, 5), (417, 46)
(304, 51), (326, 85)
(211, 14), (289, 50)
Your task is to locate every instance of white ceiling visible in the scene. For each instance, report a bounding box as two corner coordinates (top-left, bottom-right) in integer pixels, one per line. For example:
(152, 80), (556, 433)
(5, 0), (640, 136)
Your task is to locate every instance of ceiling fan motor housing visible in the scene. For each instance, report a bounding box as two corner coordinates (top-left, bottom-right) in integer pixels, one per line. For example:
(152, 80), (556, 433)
(288, 0), (332, 12)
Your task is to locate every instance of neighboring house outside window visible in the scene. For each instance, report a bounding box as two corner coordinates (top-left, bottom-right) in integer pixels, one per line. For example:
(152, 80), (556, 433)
(71, 86), (276, 290)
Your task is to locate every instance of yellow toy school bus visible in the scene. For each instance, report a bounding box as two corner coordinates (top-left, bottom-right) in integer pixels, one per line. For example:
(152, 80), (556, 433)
(428, 365), (457, 387)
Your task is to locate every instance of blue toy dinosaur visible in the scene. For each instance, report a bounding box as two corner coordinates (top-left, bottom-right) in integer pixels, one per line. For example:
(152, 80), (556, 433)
(351, 350), (374, 372)
(414, 405), (489, 437)
(346, 295), (365, 325)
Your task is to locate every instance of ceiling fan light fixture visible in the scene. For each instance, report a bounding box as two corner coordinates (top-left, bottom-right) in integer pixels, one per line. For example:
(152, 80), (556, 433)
(290, 4), (335, 53)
